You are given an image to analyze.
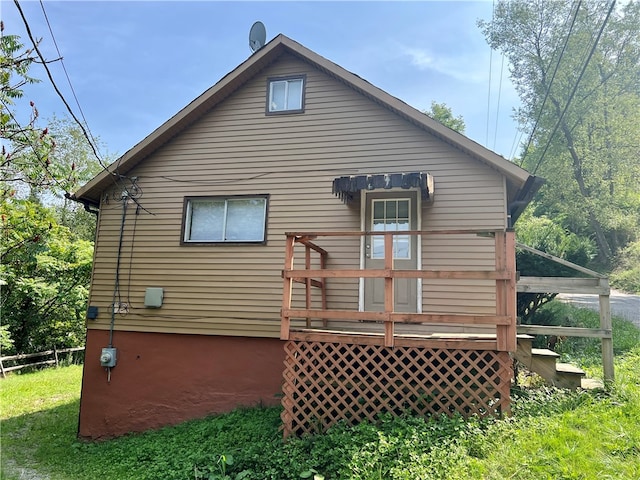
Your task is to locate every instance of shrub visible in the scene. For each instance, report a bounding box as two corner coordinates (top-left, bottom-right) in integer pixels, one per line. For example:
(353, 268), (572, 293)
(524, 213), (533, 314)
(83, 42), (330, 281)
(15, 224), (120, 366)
(610, 240), (640, 293)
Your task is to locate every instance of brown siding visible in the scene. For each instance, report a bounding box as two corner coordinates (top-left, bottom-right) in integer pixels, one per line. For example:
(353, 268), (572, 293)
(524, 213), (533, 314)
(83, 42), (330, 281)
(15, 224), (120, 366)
(87, 53), (506, 337)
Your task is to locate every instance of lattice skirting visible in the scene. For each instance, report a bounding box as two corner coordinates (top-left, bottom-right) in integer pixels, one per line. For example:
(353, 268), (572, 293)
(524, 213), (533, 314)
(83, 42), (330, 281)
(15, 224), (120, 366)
(281, 341), (512, 437)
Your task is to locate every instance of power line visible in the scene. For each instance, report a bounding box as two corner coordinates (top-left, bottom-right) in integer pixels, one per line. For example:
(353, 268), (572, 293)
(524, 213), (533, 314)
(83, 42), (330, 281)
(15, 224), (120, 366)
(509, 129), (525, 161)
(520, 0), (582, 167)
(492, 54), (505, 151)
(13, 0), (107, 170)
(532, 0), (616, 175)
(13, 0), (154, 215)
(485, 0), (495, 146)
(38, 0), (100, 152)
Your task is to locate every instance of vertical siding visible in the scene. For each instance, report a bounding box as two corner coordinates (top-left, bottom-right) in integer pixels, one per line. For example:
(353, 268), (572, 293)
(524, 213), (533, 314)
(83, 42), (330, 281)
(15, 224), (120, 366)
(88, 53), (506, 337)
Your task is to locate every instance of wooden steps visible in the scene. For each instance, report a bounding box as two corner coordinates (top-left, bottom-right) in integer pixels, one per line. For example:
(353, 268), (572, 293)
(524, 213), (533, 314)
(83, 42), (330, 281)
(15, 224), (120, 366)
(515, 336), (587, 389)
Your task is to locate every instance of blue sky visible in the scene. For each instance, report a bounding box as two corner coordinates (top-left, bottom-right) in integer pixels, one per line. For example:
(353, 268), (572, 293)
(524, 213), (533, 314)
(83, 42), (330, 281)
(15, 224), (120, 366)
(2, 1), (522, 161)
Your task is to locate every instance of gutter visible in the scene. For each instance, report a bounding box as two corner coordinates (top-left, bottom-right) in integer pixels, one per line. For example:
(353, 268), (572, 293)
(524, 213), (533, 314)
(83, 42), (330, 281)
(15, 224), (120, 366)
(508, 175), (546, 227)
(65, 192), (99, 215)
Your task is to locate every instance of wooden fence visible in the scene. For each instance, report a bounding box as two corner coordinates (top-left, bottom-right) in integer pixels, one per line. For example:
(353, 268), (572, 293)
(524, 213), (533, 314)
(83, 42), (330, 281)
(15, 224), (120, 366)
(515, 242), (614, 381)
(0, 347), (85, 377)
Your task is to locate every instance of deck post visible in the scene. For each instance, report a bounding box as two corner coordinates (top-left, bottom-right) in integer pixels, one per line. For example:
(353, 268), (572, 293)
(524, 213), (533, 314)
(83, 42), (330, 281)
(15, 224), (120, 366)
(320, 251), (328, 328)
(305, 246), (312, 328)
(599, 279), (614, 382)
(505, 230), (517, 352)
(281, 235), (295, 340)
(495, 231), (506, 351)
(384, 233), (394, 347)
(495, 230), (516, 352)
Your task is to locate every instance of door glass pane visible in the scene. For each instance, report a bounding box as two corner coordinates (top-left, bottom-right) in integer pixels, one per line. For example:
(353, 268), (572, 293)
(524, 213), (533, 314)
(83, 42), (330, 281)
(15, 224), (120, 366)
(371, 199), (411, 259)
(398, 200), (409, 218)
(386, 201), (396, 218)
(189, 200), (224, 241)
(373, 201), (384, 219)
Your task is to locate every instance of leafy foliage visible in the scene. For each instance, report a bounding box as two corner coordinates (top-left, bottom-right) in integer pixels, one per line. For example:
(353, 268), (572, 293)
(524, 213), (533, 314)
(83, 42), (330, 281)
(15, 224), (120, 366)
(1, 30), (102, 354)
(515, 208), (596, 321)
(610, 240), (640, 293)
(1, 22), (62, 199)
(0, 199), (93, 354)
(479, 1), (640, 267)
(422, 101), (466, 133)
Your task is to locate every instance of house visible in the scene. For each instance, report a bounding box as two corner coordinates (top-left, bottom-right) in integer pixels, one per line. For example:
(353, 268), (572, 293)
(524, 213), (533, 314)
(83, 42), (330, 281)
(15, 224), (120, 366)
(72, 34), (542, 439)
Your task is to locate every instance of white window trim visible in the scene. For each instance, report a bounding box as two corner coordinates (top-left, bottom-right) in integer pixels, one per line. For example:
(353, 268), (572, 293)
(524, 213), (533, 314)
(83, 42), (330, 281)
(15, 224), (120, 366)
(182, 195), (268, 244)
(358, 189), (422, 312)
(266, 75), (305, 114)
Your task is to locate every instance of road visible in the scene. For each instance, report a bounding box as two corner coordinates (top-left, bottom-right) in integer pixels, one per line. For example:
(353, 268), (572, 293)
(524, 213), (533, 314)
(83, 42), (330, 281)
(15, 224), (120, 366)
(556, 290), (640, 328)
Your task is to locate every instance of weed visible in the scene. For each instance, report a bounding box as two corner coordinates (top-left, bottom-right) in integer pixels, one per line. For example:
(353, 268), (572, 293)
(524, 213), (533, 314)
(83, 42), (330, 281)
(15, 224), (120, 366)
(1, 317), (639, 480)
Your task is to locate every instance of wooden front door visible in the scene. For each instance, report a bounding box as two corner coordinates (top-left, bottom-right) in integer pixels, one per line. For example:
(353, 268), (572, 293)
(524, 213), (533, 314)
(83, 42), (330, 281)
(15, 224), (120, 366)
(363, 191), (418, 312)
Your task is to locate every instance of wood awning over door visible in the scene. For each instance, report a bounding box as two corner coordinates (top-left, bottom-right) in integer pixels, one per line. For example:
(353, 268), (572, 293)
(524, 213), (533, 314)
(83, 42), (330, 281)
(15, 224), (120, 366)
(332, 172), (434, 205)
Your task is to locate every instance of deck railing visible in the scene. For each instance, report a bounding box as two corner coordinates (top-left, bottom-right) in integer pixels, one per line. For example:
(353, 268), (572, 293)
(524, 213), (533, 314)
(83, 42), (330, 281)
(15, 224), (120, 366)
(281, 229), (517, 351)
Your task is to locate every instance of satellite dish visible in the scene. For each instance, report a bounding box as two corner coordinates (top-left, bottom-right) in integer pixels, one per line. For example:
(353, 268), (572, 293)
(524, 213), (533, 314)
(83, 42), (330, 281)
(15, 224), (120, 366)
(249, 21), (266, 52)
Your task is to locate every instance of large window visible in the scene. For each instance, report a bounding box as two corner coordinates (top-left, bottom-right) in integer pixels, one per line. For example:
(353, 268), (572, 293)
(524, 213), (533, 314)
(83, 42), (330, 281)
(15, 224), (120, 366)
(267, 75), (305, 114)
(183, 196), (268, 244)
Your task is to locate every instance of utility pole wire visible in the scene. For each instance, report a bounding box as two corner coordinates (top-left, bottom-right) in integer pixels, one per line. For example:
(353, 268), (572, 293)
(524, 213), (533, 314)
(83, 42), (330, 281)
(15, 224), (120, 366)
(492, 54), (504, 151)
(532, 0), (616, 175)
(13, 0), (107, 171)
(485, 0), (495, 146)
(38, 0), (100, 152)
(13, 0), (155, 216)
(520, 0), (583, 168)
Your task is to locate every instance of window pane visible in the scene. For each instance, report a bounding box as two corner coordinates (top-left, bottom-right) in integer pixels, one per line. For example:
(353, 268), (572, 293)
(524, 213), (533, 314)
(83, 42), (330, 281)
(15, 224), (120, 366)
(373, 201), (384, 220)
(394, 236), (410, 259)
(189, 200), (224, 241)
(370, 199), (412, 259)
(287, 79), (303, 110)
(386, 201), (397, 218)
(398, 200), (409, 218)
(372, 237), (384, 258)
(270, 81), (286, 111)
(225, 198), (266, 241)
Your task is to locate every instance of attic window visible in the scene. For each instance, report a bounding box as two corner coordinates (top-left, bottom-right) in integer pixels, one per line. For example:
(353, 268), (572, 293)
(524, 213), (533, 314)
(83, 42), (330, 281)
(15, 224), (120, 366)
(267, 75), (305, 114)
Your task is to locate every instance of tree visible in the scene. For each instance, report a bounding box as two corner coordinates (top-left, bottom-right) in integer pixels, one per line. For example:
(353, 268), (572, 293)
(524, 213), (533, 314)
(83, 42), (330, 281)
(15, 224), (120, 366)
(1, 28), (100, 353)
(479, 1), (640, 266)
(46, 116), (103, 241)
(1, 21), (62, 200)
(515, 208), (596, 322)
(1, 199), (93, 354)
(423, 101), (466, 134)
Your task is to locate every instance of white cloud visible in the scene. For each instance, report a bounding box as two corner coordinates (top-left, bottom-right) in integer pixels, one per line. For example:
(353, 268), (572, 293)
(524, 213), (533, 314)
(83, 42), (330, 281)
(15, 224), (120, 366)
(401, 46), (488, 84)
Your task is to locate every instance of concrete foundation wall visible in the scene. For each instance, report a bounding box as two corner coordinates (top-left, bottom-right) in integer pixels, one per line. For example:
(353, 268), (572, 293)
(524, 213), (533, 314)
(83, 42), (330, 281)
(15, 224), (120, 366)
(78, 330), (284, 439)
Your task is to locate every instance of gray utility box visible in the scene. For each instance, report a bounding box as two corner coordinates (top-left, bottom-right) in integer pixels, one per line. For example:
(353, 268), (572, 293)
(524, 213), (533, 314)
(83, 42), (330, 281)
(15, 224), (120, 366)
(144, 287), (164, 308)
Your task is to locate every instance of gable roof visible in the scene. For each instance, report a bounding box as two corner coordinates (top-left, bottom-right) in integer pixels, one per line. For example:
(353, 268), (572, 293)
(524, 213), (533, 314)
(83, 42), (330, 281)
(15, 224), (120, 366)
(72, 34), (542, 222)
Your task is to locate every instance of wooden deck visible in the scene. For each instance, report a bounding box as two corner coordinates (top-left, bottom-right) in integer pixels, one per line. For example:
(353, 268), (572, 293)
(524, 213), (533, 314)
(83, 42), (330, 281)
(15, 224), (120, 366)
(281, 229), (517, 351)
(280, 230), (517, 437)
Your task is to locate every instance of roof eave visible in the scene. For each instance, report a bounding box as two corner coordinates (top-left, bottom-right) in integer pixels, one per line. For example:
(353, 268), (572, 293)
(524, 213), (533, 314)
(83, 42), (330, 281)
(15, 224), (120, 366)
(73, 35), (290, 205)
(74, 34), (534, 205)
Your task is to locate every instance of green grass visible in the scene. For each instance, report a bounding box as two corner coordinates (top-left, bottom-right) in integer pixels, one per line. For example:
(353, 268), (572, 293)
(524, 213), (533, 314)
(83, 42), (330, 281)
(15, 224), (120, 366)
(2, 317), (639, 480)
